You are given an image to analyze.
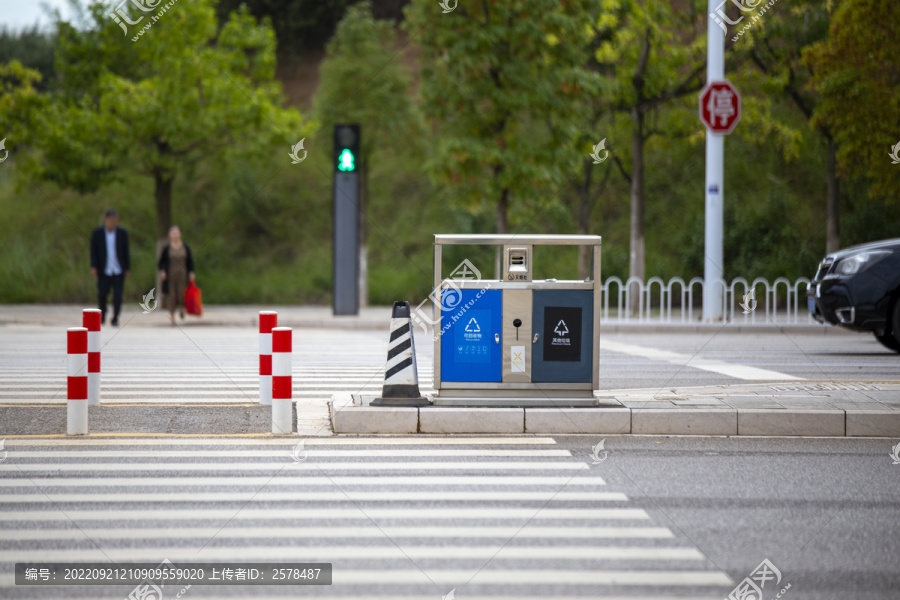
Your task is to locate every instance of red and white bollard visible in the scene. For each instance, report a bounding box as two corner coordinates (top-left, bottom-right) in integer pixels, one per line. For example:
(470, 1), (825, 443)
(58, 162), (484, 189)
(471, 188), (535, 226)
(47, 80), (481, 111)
(67, 327), (88, 435)
(271, 326), (292, 434)
(82, 309), (101, 406)
(259, 311), (278, 405)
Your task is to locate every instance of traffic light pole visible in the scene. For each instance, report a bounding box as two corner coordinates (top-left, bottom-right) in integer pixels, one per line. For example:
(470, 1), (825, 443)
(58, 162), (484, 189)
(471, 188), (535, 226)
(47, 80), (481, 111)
(333, 125), (361, 316)
(703, 0), (725, 322)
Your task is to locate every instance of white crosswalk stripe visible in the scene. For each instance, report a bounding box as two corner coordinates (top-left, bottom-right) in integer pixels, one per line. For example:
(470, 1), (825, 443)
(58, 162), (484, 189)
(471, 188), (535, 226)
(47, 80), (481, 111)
(0, 331), (435, 437)
(0, 476), (611, 487)
(0, 437), (732, 599)
(0, 461), (588, 472)
(0, 367), (435, 403)
(0, 327), (436, 404)
(0, 547), (704, 561)
(0, 449), (571, 457)
(0, 491), (630, 502)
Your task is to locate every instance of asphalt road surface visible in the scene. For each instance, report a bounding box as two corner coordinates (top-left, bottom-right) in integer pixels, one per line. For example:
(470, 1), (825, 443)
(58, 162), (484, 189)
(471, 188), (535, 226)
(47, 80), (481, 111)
(1, 436), (898, 599)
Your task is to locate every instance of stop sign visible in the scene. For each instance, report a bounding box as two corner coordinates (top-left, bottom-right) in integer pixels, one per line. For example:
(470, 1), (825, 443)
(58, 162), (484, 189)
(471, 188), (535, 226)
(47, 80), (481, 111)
(699, 80), (741, 135)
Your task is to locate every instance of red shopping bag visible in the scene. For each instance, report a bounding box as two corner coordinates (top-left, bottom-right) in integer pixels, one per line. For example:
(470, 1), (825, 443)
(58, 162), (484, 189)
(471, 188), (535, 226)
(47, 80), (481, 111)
(185, 281), (203, 316)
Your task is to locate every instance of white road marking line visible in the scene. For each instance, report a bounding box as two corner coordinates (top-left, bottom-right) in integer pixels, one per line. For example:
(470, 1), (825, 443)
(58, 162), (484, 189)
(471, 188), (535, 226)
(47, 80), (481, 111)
(0, 507), (642, 521)
(0, 525), (669, 541)
(0, 546), (702, 562)
(0, 381), (381, 388)
(0, 462), (587, 472)
(3, 437), (557, 446)
(0, 581), (720, 600)
(4, 449), (571, 457)
(278, 570), (731, 586)
(0, 388), (388, 395)
(0, 398), (255, 403)
(340, 570), (731, 585)
(0, 476), (605, 487)
(0, 382), (397, 387)
(0, 377), (414, 382)
(601, 340), (804, 381)
(0, 571), (731, 588)
(3, 368), (435, 372)
(0, 391), (431, 399)
(0, 491), (626, 502)
(0, 398), (366, 404)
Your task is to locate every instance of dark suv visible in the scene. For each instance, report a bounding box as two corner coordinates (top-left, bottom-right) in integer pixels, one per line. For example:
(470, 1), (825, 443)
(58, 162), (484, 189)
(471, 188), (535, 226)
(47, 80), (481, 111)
(808, 238), (900, 352)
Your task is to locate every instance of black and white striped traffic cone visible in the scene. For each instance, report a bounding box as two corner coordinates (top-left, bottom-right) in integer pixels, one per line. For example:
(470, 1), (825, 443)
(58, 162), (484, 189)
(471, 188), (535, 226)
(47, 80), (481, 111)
(371, 301), (430, 407)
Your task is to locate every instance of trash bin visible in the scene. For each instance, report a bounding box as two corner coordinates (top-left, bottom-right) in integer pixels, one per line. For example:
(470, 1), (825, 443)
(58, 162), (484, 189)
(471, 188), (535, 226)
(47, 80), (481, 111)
(431, 234), (601, 406)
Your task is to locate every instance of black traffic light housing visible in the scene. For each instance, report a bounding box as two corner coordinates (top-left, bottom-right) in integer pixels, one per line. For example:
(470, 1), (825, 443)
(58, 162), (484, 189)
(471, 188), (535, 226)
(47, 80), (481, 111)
(333, 124), (360, 173)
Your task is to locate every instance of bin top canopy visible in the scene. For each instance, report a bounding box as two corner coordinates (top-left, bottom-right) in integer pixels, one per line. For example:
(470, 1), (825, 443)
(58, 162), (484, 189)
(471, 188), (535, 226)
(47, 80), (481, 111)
(434, 234), (601, 246)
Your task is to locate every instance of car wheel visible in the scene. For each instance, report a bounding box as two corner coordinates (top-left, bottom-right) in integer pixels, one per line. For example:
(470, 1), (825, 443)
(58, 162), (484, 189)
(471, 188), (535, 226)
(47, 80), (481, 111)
(875, 332), (900, 352)
(892, 299), (900, 347)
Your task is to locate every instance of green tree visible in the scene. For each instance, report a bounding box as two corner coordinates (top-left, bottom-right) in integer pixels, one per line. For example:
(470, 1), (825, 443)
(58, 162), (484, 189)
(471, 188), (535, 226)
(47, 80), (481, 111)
(215, 0), (411, 58)
(215, 0), (357, 57)
(314, 1), (422, 306)
(731, 1), (837, 251)
(0, 61), (44, 158)
(3, 0), (304, 252)
(805, 0), (900, 206)
(405, 0), (602, 272)
(604, 0), (706, 307)
(561, 0), (623, 278)
(0, 26), (57, 91)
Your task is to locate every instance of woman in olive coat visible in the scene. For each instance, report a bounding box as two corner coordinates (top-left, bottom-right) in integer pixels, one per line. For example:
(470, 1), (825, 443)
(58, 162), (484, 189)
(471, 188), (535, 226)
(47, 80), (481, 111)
(157, 225), (195, 324)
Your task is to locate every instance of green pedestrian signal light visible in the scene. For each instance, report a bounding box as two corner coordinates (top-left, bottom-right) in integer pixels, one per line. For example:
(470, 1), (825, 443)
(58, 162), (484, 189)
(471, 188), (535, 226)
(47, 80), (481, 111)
(338, 148), (355, 172)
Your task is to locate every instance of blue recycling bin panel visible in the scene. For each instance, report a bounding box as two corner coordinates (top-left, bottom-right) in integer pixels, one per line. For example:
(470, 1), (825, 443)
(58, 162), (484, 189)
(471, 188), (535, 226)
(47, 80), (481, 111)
(440, 288), (502, 382)
(532, 289), (593, 383)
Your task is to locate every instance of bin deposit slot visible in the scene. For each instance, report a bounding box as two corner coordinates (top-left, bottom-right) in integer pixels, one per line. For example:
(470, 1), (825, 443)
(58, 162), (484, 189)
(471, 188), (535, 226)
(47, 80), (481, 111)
(503, 245), (532, 282)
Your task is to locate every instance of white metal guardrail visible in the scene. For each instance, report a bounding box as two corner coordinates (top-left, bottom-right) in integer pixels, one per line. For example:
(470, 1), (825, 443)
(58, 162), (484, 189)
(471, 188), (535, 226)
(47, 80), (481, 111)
(600, 277), (816, 324)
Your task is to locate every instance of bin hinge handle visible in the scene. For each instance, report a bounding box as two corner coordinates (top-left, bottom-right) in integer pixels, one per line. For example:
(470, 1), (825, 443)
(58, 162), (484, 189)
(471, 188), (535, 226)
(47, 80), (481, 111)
(532, 333), (539, 343)
(494, 333), (500, 344)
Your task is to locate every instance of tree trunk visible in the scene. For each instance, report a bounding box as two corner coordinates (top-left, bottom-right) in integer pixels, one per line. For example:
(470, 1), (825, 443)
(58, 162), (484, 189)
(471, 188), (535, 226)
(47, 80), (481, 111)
(577, 158), (592, 279)
(628, 108), (645, 316)
(154, 169), (173, 257)
(826, 137), (840, 254)
(495, 187), (509, 278)
(153, 168), (174, 301)
(358, 153), (368, 308)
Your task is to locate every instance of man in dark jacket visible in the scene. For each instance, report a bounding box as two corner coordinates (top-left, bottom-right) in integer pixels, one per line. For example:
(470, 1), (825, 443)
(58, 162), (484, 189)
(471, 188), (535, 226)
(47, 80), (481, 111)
(90, 209), (131, 326)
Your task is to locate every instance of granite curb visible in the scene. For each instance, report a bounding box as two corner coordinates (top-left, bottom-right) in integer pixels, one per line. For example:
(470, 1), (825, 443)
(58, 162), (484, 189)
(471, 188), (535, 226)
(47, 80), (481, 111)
(330, 398), (900, 437)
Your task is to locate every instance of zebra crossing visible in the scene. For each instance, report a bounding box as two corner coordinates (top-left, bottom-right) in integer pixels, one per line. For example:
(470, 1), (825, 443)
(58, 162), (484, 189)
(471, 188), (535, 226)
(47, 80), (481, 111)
(0, 328), (435, 404)
(0, 367), (433, 403)
(0, 436), (732, 599)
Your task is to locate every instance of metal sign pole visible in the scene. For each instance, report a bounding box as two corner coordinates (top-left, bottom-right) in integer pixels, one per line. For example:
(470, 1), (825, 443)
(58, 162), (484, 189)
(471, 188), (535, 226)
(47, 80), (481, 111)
(703, 0), (726, 321)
